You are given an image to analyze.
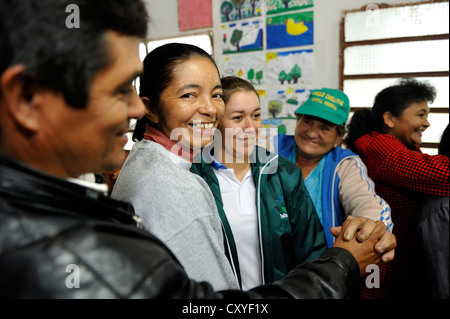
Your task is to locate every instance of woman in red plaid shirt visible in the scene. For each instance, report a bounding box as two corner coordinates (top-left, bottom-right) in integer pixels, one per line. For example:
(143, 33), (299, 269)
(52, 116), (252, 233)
(345, 78), (449, 299)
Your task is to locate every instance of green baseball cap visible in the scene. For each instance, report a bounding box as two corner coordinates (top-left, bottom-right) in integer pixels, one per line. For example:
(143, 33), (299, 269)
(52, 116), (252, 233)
(295, 88), (350, 125)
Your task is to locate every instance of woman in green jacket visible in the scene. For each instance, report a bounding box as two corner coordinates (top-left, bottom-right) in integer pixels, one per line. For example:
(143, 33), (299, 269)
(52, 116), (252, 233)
(191, 76), (327, 289)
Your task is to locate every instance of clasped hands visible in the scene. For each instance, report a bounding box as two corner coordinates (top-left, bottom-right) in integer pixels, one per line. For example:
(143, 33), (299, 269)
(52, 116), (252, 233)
(331, 216), (397, 276)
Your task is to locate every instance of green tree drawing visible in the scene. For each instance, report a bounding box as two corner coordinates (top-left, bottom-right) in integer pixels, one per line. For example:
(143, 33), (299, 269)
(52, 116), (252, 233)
(255, 70), (263, 84)
(221, 1), (233, 22)
(268, 100), (283, 118)
(290, 64), (302, 84)
(248, 68), (255, 83)
(285, 72), (293, 84)
(231, 29), (243, 52)
(279, 70), (287, 84)
(232, 0), (246, 20)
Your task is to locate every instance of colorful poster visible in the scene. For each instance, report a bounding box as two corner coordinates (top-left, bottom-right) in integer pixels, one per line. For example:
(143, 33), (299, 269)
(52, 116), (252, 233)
(222, 19), (264, 54)
(266, 0), (314, 15)
(265, 87), (311, 119)
(266, 49), (314, 86)
(220, 0), (263, 22)
(221, 54), (265, 85)
(178, 0), (212, 31)
(258, 90), (277, 152)
(266, 11), (314, 49)
(261, 91), (299, 142)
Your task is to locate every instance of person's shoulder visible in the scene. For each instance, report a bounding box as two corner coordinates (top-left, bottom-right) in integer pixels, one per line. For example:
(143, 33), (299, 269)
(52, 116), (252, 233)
(11, 218), (184, 298)
(125, 140), (184, 174)
(276, 153), (299, 172)
(254, 148), (302, 182)
(131, 140), (170, 160)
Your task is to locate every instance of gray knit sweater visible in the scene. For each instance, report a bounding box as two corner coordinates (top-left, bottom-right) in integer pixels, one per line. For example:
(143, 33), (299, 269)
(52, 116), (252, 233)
(111, 140), (238, 290)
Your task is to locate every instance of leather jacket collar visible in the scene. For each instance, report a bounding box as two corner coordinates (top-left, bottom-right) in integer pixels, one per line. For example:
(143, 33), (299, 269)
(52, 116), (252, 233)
(0, 152), (140, 227)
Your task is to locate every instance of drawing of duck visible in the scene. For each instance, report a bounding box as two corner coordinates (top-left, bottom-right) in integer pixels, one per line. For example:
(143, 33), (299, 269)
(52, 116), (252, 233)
(285, 19), (308, 36)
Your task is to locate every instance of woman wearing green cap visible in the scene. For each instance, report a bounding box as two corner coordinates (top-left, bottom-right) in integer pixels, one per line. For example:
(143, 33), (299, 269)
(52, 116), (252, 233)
(276, 88), (393, 247)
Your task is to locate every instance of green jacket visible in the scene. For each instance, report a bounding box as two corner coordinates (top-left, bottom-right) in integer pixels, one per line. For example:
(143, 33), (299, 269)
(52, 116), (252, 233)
(190, 146), (327, 287)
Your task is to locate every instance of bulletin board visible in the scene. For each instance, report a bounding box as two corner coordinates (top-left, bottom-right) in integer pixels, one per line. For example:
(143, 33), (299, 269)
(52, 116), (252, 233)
(219, 0), (315, 135)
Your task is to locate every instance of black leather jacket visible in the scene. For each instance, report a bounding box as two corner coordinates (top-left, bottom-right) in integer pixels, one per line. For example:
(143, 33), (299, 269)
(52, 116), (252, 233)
(0, 152), (359, 299)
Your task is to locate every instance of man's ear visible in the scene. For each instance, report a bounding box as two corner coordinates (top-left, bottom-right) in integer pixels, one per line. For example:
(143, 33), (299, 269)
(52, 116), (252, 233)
(0, 65), (40, 132)
(383, 111), (396, 129)
(141, 96), (160, 125)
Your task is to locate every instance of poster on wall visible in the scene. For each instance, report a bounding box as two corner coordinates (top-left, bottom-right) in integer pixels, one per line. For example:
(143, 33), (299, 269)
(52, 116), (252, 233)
(178, 0), (212, 31)
(222, 19), (264, 54)
(257, 90), (277, 153)
(220, 0), (263, 22)
(266, 49), (314, 86)
(265, 0), (314, 15)
(262, 118), (297, 140)
(266, 11), (314, 49)
(264, 87), (311, 119)
(221, 54), (265, 85)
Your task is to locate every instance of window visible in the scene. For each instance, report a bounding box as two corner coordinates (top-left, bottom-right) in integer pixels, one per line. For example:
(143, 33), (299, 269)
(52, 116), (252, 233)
(340, 1), (449, 154)
(145, 33), (213, 55)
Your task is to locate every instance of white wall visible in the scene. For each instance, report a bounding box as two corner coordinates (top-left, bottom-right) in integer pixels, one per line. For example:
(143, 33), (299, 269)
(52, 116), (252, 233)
(143, 0), (426, 89)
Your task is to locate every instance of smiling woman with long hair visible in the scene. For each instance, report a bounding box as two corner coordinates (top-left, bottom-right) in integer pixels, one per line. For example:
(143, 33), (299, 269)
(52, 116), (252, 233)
(111, 43), (238, 290)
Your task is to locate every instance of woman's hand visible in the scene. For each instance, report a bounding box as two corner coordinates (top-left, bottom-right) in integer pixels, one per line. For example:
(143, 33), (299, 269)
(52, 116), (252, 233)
(331, 216), (397, 276)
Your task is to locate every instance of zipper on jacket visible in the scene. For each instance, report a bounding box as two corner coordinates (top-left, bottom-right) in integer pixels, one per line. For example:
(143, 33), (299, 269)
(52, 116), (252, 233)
(257, 155), (279, 284)
(219, 218), (241, 288)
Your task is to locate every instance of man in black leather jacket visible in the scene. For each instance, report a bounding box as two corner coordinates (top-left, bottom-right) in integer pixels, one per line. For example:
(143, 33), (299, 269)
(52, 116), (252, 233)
(0, 0), (396, 299)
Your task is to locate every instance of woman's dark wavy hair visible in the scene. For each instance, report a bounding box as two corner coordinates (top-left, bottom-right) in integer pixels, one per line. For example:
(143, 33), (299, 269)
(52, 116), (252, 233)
(133, 43), (219, 142)
(345, 78), (437, 153)
(0, 0), (148, 109)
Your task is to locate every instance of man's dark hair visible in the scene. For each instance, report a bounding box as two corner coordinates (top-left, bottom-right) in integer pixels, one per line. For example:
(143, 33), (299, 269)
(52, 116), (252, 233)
(0, 0), (148, 108)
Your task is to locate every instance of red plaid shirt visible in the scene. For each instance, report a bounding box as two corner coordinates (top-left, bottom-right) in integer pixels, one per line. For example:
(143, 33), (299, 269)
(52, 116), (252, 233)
(354, 132), (449, 299)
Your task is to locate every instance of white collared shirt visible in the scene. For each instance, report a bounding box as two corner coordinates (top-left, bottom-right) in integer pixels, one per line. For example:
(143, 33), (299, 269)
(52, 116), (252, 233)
(212, 158), (262, 290)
